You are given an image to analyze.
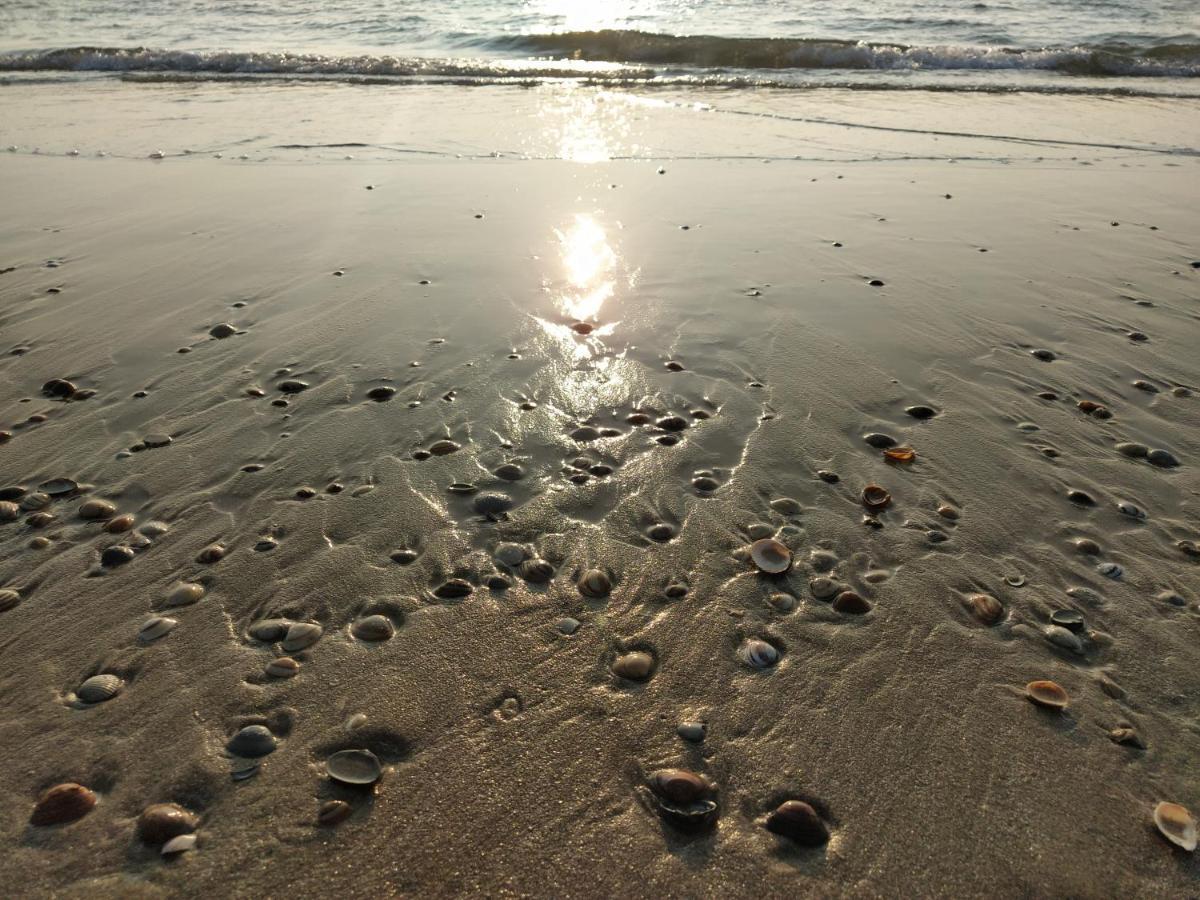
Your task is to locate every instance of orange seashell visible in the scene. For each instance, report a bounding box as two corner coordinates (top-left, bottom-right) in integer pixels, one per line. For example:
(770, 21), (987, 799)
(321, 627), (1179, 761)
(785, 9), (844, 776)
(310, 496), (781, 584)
(1026, 679), (1069, 710)
(883, 446), (915, 463)
(861, 484), (891, 511)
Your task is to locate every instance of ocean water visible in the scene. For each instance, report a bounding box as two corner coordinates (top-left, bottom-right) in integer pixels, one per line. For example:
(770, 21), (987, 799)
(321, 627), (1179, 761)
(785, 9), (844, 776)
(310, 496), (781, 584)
(0, 0), (1198, 93)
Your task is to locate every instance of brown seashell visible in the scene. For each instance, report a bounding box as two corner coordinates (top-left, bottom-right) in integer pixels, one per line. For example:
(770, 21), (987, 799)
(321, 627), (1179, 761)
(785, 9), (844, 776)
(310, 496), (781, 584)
(429, 439), (461, 455)
(750, 538), (791, 574)
(577, 569), (612, 599)
(196, 544), (225, 564)
(612, 651), (655, 681)
(77, 673), (123, 704)
(281, 622), (323, 652)
(967, 593), (1004, 625)
(648, 769), (712, 805)
(832, 591), (871, 614)
(883, 446), (915, 463)
(265, 657), (300, 678)
(166, 582), (205, 607)
(0, 588), (21, 612)
(519, 557), (555, 583)
(861, 485), (891, 511)
(104, 513), (135, 533)
(79, 499), (116, 520)
(0, 500), (20, 522)
(27, 511), (56, 528)
(317, 800), (352, 827)
(1153, 802), (1197, 852)
(30, 783), (97, 826)
(137, 803), (199, 844)
(351, 615), (394, 642)
(766, 800), (829, 846)
(1026, 679), (1069, 711)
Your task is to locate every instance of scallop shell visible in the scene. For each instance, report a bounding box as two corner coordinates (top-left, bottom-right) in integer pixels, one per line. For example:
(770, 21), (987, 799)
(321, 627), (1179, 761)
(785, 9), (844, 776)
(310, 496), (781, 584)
(162, 834), (197, 856)
(0, 589), (21, 612)
(861, 484), (892, 511)
(138, 803), (199, 844)
(265, 657), (300, 678)
(750, 538), (791, 574)
(648, 769), (712, 805)
(326, 749), (383, 785)
(577, 569), (612, 599)
(765, 800), (830, 846)
(30, 783), (97, 826)
(352, 615), (394, 642)
(281, 622), (323, 652)
(1025, 679), (1069, 711)
(738, 638), (780, 669)
(166, 582), (205, 607)
(1153, 802), (1197, 852)
(226, 724), (277, 758)
(77, 674), (123, 704)
(611, 651), (655, 681)
(519, 558), (555, 583)
(139, 616), (178, 642)
(318, 800), (353, 826)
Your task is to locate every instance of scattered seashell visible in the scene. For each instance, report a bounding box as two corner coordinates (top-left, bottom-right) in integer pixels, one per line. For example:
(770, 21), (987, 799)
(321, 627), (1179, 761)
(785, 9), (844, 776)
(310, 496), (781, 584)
(1067, 489), (1095, 506)
(1045, 625), (1083, 654)
(277, 379), (309, 393)
(318, 800), (353, 826)
(657, 415), (689, 431)
(1115, 442), (1149, 458)
(663, 581), (689, 599)
(1074, 538), (1101, 555)
(648, 769), (712, 805)
(226, 724), (276, 758)
(433, 579), (473, 600)
(645, 523), (675, 542)
(429, 439), (461, 456)
(20, 491), (52, 510)
(41, 378), (78, 398)
(1157, 591), (1186, 607)
(0, 588), (21, 612)
(196, 544), (225, 564)
(366, 386), (396, 402)
(863, 432), (897, 449)
(281, 622), (323, 652)
(166, 582), (205, 607)
(905, 405), (937, 419)
(1026, 679), (1069, 711)
(556, 617), (581, 635)
(1153, 802), (1197, 852)
(861, 484), (891, 511)
(141, 521), (170, 537)
(0, 501), (19, 522)
(162, 834), (197, 856)
(138, 803), (199, 844)
(809, 577), (839, 600)
(768, 593), (796, 612)
(39, 477), (78, 496)
(327, 749), (383, 785)
(1132, 379), (1158, 393)
(747, 523), (775, 540)
(1031, 348), (1056, 361)
(577, 569), (612, 599)
(352, 615), (394, 642)
(967, 594), (1004, 625)
(1178, 540), (1200, 558)
(1005, 574), (1026, 587)
(677, 721), (706, 742)
(248, 618), (291, 642)
(1108, 727), (1145, 749)
(765, 800), (829, 846)
(569, 426), (600, 442)
(832, 591), (871, 614)
(749, 538), (792, 574)
(612, 651), (655, 681)
(1097, 562), (1123, 579)
(30, 783), (97, 826)
(508, 559), (549, 585)
(390, 548), (419, 565)
(1117, 501), (1146, 520)
(105, 513), (135, 533)
(884, 446), (916, 463)
(100, 545), (136, 567)
(770, 497), (802, 515)
(1050, 609), (1085, 632)
(77, 674), (123, 704)
(494, 463), (523, 481)
(1147, 448), (1180, 468)
(473, 492), (513, 516)
(139, 616), (178, 642)
(1066, 586), (1103, 606)
(739, 638), (780, 669)
(817, 470), (839, 483)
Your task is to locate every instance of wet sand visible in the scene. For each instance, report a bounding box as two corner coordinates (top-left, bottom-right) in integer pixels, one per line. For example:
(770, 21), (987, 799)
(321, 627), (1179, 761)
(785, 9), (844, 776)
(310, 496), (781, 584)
(1, 85), (1199, 896)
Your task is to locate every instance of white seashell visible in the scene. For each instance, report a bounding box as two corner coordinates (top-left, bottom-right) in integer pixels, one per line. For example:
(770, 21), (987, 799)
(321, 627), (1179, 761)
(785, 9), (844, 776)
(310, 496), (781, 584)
(1153, 801), (1197, 852)
(161, 833), (197, 855)
(281, 622), (323, 652)
(750, 538), (791, 574)
(739, 639), (780, 669)
(1045, 625), (1083, 654)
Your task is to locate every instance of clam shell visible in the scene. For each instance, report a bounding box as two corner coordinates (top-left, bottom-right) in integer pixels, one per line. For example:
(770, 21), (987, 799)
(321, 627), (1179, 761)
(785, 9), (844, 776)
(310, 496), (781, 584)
(366, 386), (396, 401)
(967, 594), (1004, 625)
(281, 622), (323, 652)
(863, 432), (897, 448)
(577, 569), (612, 599)
(519, 558), (555, 583)
(39, 478), (79, 496)
(1153, 802), (1197, 852)
(278, 379), (309, 393)
(766, 800), (829, 846)
(318, 800), (353, 826)
(809, 577), (839, 600)
(447, 482), (478, 495)
(226, 724), (277, 758)
(556, 617), (581, 635)
(327, 749), (383, 785)
(138, 803), (199, 844)
(473, 492), (513, 515)
(139, 616), (178, 642)
(750, 538), (791, 574)
(162, 834), (197, 856)
(248, 618), (292, 642)
(861, 484), (891, 511)
(739, 638), (780, 669)
(1147, 448), (1180, 468)
(1045, 625), (1083, 654)
(429, 439), (461, 455)
(265, 657), (300, 678)
(612, 651), (655, 681)
(20, 491), (51, 510)
(1117, 501), (1146, 520)
(832, 591), (871, 614)
(495, 543), (528, 566)
(883, 446), (915, 463)
(658, 798), (718, 833)
(433, 579), (473, 599)
(0, 501), (19, 522)
(30, 783), (97, 826)
(105, 513), (135, 533)
(648, 769), (712, 805)
(1025, 679), (1069, 710)
(196, 544), (226, 563)
(166, 582), (205, 607)
(352, 615), (394, 642)
(769, 498), (802, 515)
(1050, 609), (1085, 632)
(77, 674), (123, 704)
(0, 588), (21, 612)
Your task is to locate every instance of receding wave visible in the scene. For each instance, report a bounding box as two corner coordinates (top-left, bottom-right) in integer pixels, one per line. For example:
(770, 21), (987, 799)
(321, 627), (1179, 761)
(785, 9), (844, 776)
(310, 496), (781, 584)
(0, 37), (1198, 84)
(481, 31), (1200, 77)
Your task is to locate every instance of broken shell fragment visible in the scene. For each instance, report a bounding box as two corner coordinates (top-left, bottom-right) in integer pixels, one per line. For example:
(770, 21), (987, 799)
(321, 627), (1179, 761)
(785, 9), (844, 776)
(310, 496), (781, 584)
(750, 538), (791, 574)
(883, 446), (915, 463)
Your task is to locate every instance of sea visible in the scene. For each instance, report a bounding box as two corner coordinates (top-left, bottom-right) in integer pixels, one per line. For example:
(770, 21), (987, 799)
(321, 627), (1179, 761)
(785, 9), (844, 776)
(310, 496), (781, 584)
(1, 0), (1198, 96)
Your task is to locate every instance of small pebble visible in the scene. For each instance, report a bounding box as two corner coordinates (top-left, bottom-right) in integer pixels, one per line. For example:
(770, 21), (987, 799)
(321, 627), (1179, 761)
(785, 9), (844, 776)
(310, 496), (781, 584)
(677, 721), (706, 742)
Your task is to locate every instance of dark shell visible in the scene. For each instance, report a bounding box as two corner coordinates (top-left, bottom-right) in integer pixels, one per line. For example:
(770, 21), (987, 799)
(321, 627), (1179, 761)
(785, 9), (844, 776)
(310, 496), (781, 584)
(366, 386), (396, 402)
(433, 579), (473, 599)
(278, 379), (309, 393)
(578, 569), (612, 598)
(390, 549), (419, 565)
(30, 783), (97, 826)
(905, 405), (938, 419)
(832, 591), (871, 614)
(429, 439), (461, 455)
(648, 769), (712, 805)
(1050, 609), (1085, 632)
(863, 432), (897, 449)
(318, 800), (353, 826)
(137, 803), (199, 844)
(519, 558), (555, 583)
(656, 416), (688, 432)
(1067, 489), (1095, 506)
(570, 426), (600, 442)
(77, 674), (123, 703)
(493, 463), (523, 481)
(860, 485), (891, 512)
(41, 378), (77, 398)
(248, 618), (292, 642)
(209, 323), (237, 338)
(39, 477), (78, 496)
(766, 800), (830, 846)
(659, 799), (719, 833)
(281, 622), (323, 652)
(226, 724), (277, 758)
(196, 544), (226, 564)
(100, 546), (135, 567)
(473, 493), (513, 515)
(352, 615), (394, 642)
